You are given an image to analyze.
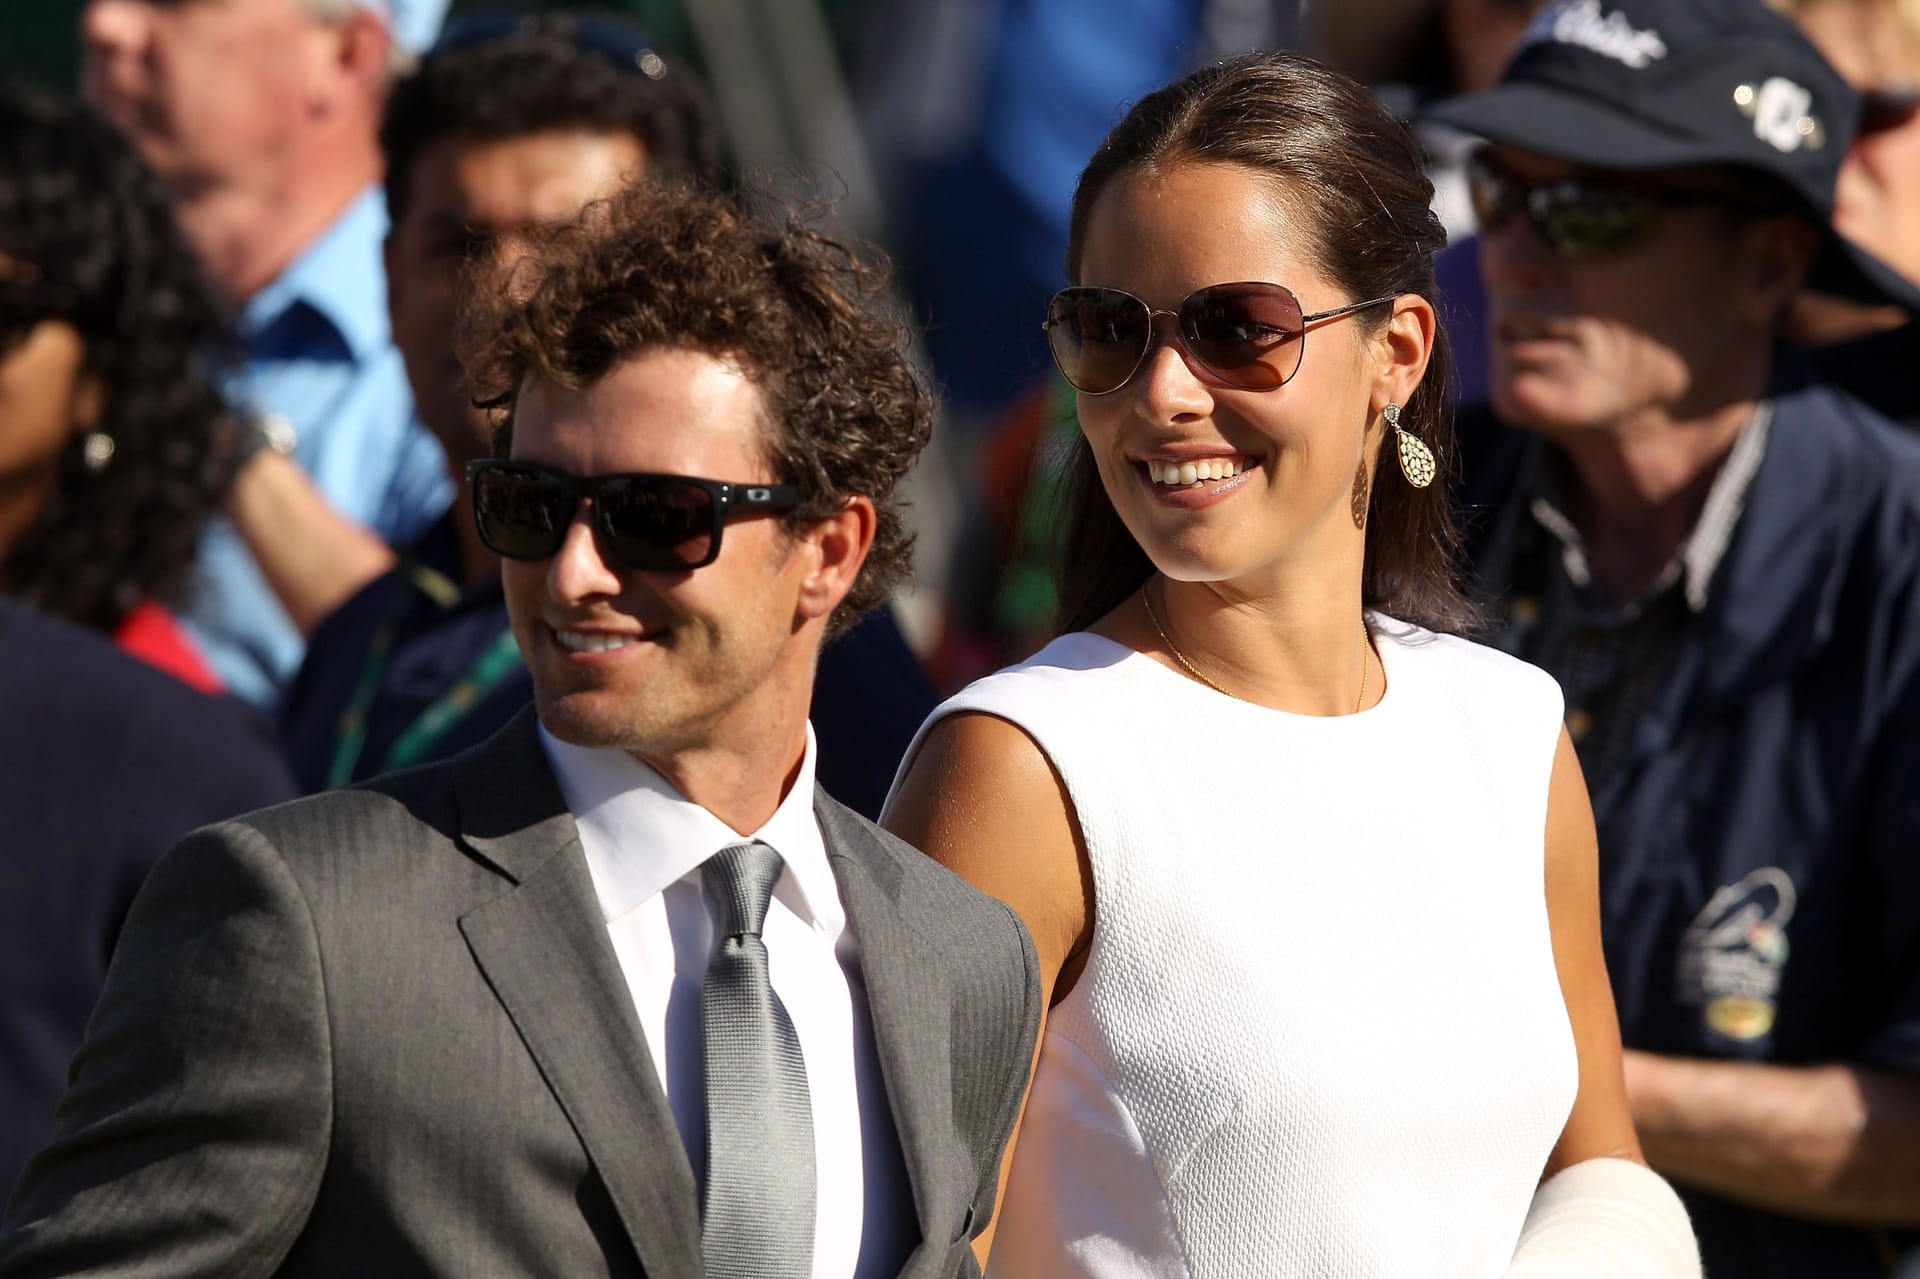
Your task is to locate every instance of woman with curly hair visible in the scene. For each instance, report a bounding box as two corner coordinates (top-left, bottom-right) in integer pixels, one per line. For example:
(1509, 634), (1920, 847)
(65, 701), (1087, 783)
(0, 87), (237, 692)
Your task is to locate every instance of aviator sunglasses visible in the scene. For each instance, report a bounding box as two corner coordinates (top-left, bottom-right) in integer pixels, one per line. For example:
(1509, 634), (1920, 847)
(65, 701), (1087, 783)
(1042, 281), (1397, 395)
(467, 459), (803, 571)
(1465, 151), (1775, 260)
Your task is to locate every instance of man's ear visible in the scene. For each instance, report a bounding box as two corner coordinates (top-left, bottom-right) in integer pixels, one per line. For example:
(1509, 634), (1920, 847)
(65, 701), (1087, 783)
(1370, 292), (1436, 418)
(1737, 215), (1821, 332)
(311, 4), (392, 119)
(793, 496), (877, 627)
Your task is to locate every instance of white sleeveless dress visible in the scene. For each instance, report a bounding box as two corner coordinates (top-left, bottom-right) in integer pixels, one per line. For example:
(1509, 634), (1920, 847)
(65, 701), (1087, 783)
(894, 617), (1579, 1278)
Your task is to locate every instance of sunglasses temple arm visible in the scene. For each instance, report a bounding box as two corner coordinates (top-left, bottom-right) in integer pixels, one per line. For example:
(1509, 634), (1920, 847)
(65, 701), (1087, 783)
(727, 483), (806, 512)
(1300, 293), (1401, 324)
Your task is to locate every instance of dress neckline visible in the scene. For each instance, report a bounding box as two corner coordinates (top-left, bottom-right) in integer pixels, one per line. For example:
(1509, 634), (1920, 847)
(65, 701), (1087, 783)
(1056, 612), (1412, 725)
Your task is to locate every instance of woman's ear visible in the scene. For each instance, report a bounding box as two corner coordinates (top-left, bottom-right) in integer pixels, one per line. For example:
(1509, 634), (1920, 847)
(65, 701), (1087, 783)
(70, 373), (106, 434)
(1371, 293), (1436, 416)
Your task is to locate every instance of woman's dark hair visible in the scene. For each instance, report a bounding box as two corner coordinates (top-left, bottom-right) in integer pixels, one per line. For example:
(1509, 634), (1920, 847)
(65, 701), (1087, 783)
(0, 88), (237, 633)
(1055, 51), (1475, 635)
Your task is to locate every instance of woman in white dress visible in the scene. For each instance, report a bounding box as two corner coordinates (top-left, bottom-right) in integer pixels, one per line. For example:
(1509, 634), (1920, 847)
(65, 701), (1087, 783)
(886, 53), (1701, 1279)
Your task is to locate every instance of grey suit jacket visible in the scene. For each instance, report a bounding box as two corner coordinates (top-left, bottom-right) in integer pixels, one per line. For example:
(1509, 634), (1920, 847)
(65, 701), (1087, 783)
(0, 711), (1040, 1278)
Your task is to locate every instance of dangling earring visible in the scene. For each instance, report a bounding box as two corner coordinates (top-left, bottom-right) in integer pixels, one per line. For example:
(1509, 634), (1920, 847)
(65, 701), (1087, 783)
(81, 432), (116, 473)
(1385, 403), (1434, 489)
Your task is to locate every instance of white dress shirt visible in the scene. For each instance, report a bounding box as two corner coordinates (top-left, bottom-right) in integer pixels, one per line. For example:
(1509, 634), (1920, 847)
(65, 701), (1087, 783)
(542, 724), (911, 1279)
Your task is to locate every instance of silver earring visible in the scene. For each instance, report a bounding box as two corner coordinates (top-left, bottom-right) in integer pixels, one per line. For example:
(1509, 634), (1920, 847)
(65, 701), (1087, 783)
(81, 432), (116, 473)
(1385, 403), (1433, 489)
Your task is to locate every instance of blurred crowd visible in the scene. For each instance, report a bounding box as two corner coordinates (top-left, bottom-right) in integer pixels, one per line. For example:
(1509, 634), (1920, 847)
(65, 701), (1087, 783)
(3, 0), (1920, 1274)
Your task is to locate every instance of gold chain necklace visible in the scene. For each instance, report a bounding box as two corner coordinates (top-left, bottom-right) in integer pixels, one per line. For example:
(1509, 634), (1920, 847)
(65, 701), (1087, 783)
(1139, 582), (1371, 714)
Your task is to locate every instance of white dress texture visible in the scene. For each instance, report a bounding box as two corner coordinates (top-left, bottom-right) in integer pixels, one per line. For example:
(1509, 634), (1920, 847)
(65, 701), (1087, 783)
(893, 617), (1580, 1278)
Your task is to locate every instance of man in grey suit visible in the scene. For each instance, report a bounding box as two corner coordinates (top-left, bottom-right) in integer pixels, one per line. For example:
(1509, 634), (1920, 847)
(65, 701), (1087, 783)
(0, 180), (1040, 1278)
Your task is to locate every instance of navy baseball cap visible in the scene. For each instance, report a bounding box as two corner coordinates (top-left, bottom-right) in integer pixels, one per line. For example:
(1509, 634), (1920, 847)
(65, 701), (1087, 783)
(1426, 0), (1920, 311)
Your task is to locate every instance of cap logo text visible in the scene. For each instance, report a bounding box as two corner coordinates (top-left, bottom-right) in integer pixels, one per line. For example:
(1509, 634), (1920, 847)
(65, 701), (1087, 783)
(1525, 0), (1669, 69)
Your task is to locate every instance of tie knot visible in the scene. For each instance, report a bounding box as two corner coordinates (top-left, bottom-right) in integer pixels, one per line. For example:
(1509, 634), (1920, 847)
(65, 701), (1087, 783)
(704, 840), (783, 939)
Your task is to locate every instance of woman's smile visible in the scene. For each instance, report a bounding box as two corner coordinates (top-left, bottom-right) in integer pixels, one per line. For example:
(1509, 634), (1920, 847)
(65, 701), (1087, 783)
(1131, 456), (1260, 508)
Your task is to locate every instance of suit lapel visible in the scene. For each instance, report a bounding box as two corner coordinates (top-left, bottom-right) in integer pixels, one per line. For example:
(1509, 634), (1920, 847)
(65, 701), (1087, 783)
(818, 797), (954, 1269)
(454, 712), (702, 1277)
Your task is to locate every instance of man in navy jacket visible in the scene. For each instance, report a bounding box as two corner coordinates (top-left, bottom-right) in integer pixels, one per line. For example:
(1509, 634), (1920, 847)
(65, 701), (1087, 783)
(0, 600), (292, 1200)
(1432, 1), (1920, 1274)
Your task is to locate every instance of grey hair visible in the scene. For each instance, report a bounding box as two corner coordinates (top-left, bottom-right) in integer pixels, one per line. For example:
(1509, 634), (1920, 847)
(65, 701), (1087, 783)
(303, 0), (418, 80)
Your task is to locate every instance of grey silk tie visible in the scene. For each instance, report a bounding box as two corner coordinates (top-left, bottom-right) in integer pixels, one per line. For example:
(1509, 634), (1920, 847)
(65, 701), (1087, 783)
(700, 841), (815, 1279)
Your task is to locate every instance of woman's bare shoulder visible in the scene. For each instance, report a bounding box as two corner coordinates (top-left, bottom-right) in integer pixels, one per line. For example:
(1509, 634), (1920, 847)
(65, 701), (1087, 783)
(885, 710), (1089, 978)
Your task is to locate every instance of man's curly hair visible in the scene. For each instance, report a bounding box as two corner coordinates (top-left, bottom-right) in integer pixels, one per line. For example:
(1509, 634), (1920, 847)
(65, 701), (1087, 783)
(461, 180), (933, 635)
(0, 88), (236, 635)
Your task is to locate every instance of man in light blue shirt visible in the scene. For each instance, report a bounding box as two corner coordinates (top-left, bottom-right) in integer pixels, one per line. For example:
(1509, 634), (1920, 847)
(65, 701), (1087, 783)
(82, 0), (452, 709)
(195, 182), (453, 706)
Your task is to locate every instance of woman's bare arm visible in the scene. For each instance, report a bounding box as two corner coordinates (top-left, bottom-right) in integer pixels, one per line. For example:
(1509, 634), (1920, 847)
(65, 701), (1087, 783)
(1541, 726), (1645, 1174)
(883, 710), (1092, 1267)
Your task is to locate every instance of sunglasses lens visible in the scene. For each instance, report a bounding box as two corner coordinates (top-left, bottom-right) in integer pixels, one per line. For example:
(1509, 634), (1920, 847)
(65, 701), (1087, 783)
(1539, 186), (1664, 258)
(597, 476), (717, 570)
(471, 465), (569, 560)
(469, 467), (726, 569)
(1180, 284), (1303, 390)
(1860, 85), (1920, 133)
(1047, 288), (1150, 393)
(1469, 153), (1666, 259)
(1466, 157), (1515, 232)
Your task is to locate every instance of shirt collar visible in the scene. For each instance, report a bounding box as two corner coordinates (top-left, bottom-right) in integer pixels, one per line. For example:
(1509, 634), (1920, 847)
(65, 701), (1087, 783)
(540, 722), (841, 933)
(1522, 400), (1773, 613)
(240, 184), (393, 363)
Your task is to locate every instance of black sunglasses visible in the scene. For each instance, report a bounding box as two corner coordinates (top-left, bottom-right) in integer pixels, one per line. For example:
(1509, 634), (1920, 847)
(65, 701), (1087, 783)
(430, 10), (668, 79)
(1465, 151), (1740, 259)
(1859, 83), (1920, 135)
(467, 460), (803, 571)
(1042, 281), (1396, 395)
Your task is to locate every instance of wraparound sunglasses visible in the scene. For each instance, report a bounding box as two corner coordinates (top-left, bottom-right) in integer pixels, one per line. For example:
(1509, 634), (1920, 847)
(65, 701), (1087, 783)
(467, 459), (803, 570)
(1042, 281), (1397, 395)
(1464, 150), (1779, 260)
